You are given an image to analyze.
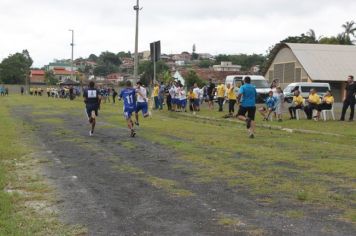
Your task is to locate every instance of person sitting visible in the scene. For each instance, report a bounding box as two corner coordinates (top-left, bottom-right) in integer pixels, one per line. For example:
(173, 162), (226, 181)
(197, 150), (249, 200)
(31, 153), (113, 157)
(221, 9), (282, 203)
(288, 90), (304, 119)
(259, 91), (276, 121)
(304, 89), (321, 120)
(315, 90), (334, 121)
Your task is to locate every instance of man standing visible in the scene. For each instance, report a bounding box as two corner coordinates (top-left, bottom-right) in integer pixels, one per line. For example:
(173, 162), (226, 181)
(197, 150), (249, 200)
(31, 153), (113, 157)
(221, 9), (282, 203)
(340, 75), (356, 121)
(83, 81), (102, 136)
(207, 79), (216, 110)
(237, 77), (257, 139)
(153, 83), (161, 110)
(217, 82), (226, 112)
(193, 83), (201, 112)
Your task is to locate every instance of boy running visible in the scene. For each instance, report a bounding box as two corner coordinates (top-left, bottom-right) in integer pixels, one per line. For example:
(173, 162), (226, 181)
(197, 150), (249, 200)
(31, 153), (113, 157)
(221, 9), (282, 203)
(83, 81), (102, 136)
(237, 76), (257, 138)
(135, 81), (149, 126)
(119, 81), (137, 137)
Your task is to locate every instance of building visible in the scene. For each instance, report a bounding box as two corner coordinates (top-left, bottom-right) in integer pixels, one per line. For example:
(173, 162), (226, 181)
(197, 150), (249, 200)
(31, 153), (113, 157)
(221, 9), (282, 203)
(177, 68), (241, 85)
(45, 59), (78, 72)
(30, 70), (46, 84)
(213, 61), (242, 72)
(52, 68), (75, 82)
(264, 43), (356, 101)
(106, 73), (128, 84)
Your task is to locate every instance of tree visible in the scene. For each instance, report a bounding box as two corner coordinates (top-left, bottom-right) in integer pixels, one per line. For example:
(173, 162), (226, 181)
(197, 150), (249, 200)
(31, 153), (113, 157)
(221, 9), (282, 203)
(0, 50), (33, 84)
(117, 51), (131, 58)
(198, 60), (214, 68)
(99, 51), (122, 65)
(88, 54), (98, 62)
(92, 51), (122, 76)
(44, 70), (58, 85)
(138, 60), (169, 86)
(342, 21), (356, 39)
(185, 70), (205, 89)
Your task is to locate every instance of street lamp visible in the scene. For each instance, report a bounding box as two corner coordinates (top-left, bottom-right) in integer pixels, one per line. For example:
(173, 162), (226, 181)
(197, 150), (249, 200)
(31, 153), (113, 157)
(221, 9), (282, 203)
(133, 0), (142, 84)
(69, 29), (74, 81)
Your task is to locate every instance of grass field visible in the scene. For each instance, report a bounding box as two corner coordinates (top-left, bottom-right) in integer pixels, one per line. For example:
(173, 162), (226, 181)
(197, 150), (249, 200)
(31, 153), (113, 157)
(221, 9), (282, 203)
(0, 94), (355, 234)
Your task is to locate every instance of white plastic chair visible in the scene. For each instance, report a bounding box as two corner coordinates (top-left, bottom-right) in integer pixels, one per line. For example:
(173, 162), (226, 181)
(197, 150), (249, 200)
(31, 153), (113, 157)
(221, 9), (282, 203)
(321, 106), (335, 121)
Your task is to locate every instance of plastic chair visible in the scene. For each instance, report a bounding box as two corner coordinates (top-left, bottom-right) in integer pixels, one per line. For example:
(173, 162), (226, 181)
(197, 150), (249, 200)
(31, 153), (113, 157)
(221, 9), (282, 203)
(321, 106), (336, 121)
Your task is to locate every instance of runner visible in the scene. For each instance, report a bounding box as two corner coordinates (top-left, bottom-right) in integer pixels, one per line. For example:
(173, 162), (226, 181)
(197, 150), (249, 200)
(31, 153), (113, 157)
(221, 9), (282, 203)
(119, 80), (137, 137)
(237, 76), (257, 139)
(135, 81), (149, 126)
(83, 81), (102, 136)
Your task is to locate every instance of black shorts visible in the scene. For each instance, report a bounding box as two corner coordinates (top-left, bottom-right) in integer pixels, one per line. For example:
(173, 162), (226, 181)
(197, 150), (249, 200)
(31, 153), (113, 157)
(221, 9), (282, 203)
(209, 95), (214, 101)
(86, 104), (99, 118)
(238, 106), (256, 120)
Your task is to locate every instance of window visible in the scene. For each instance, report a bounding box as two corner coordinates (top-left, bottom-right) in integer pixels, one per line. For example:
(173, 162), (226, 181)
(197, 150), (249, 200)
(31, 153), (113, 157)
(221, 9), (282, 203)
(301, 86), (329, 93)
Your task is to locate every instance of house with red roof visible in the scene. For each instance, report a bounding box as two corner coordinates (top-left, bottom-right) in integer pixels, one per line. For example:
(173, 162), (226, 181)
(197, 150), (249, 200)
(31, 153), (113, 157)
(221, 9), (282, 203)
(30, 70), (46, 84)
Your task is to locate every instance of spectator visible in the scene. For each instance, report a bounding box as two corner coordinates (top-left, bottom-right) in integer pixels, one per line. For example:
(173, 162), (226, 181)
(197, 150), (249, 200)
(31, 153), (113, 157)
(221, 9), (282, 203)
(315, 90), (334, 121)
(340, 75), (356, 121)
(288, 90), (304, 120)
(216, 82), (226, 112)
(304, 89), (321, 120)
(159, 82), (166, 108)
(259, 91), (276, 121)
(275, 87), (284, 122)
(153, 83), (161, 110)
(112, 88), (118, 104)
(21, 86), (24, 95)
(226, 83), (237, 116)
(193, 83), (201, 111)
(207, 79), (216, 110)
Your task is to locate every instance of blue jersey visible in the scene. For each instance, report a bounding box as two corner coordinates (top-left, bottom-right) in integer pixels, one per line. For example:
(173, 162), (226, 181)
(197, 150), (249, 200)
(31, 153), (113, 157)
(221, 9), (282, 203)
(265, 96), (276, 109)
(239, 84), (257, 107)
(120, 88), (136, 111)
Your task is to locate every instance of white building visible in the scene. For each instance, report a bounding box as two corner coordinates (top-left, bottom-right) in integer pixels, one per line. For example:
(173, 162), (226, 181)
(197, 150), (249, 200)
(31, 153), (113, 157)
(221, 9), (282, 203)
(213, 61), (241, 72)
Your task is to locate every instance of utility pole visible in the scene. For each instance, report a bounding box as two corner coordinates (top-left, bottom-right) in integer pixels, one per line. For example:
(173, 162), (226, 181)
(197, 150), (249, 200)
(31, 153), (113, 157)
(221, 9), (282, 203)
(69, 29), (74, 81)
(133, 0), (142, 84)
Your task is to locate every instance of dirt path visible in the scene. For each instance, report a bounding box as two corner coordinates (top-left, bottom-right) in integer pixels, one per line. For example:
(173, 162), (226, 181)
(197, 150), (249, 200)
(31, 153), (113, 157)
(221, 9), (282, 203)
(12, 105), (355, 236)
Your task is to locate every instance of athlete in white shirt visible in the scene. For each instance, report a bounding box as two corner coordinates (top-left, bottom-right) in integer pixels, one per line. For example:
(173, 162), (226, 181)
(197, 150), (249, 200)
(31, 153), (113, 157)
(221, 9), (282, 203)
(135, 81), (149, 126)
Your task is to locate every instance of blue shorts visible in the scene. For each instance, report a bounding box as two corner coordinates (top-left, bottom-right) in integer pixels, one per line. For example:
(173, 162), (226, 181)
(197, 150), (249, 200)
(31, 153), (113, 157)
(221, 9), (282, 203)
(171, 98), (177, 105)
(193, 99), (200, 107)
(179, 99), (187, 108)
(123, 106), (135, 120)
(136, 102), (148, 115)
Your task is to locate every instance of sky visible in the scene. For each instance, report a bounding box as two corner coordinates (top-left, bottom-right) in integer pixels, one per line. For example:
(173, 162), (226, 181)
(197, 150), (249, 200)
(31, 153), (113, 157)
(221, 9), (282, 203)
(0, 0), (355, 67)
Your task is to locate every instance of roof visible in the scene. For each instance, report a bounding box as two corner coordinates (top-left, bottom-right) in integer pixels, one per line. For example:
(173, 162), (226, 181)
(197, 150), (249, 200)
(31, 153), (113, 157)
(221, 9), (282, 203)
(31, 70), (45, 75)
(179, 68), (243, 83)
(285, 43), (356, 81)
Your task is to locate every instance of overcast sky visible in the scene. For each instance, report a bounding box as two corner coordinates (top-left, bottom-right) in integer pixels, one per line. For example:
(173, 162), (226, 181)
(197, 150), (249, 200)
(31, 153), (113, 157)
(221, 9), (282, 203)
(1, 0), (355, 67)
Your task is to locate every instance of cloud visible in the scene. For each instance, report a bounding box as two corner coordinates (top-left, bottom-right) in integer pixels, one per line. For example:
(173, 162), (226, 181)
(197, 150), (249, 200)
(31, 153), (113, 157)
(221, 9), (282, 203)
(0, 0), (355, 67)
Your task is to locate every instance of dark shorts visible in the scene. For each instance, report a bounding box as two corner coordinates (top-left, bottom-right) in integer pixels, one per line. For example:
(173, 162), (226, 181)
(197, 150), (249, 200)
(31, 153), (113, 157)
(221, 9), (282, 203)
(193, 99), (200, 107)
(86, 104), (99, 118)
(238, 106), (256, 120)
(209, 95), (214, 101)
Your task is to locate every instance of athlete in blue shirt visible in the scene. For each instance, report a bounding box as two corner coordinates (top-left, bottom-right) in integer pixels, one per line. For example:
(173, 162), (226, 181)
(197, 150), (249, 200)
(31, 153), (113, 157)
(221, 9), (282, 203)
(258, 91), (276, 121)
(119, 80), (137, 137)
(237, 76), (257, 138)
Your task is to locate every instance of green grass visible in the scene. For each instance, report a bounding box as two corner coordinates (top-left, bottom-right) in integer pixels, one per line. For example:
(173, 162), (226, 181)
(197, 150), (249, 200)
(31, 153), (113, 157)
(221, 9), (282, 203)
(2, 95), (356, 224)
(0, 98), (86, 236)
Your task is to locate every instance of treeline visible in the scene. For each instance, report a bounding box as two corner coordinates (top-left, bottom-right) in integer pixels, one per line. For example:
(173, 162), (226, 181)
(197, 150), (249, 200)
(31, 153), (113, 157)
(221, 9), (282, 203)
(0, 50), (33, 84)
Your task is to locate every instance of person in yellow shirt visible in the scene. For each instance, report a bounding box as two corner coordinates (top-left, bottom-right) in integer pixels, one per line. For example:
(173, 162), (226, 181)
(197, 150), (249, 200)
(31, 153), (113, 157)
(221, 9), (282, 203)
(288, 90), (304, 119)
(315, 90), (334, 120)
(216, 83), (226, 112)
(226, 83), (237, 116)
(187, 87), (197, 114)
(153, 83), (161, 110)
(304, 89), (321, 120)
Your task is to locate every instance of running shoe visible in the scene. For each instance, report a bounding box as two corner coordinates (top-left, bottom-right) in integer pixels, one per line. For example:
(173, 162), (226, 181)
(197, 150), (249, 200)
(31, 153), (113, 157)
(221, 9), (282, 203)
(249, 133), (255, 139)
(130, 129), (136, 137)
(135, 122), (140, 126)
(89, 130), (93, 136)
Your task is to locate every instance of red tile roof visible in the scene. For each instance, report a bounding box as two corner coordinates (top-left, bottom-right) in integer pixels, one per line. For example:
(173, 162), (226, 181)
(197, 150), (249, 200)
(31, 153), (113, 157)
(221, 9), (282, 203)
(31, 70), (45, 75)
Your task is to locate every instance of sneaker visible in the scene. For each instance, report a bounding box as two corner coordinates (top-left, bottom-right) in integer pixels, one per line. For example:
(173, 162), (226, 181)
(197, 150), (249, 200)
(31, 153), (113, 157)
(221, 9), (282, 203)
(89, 130), (93, 136)
(249, 133), (255, 139)
(130, 129), (136, 138)
(278, 119), (283, 122)
(135, 122), (140, 126)
(246, 118), (251, 129)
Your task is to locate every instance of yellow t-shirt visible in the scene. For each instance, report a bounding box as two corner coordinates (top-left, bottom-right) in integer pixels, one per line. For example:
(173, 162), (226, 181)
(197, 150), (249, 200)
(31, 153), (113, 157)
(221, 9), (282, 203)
(308, 94), (321, 104)
(153, 86), (159, 97)
(188, 91), (197, 99)
(293, 95), (304, 106)
(217, 85), (225, 98)
(227, 88), (236, 100)
(324, 95), (334, 104)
